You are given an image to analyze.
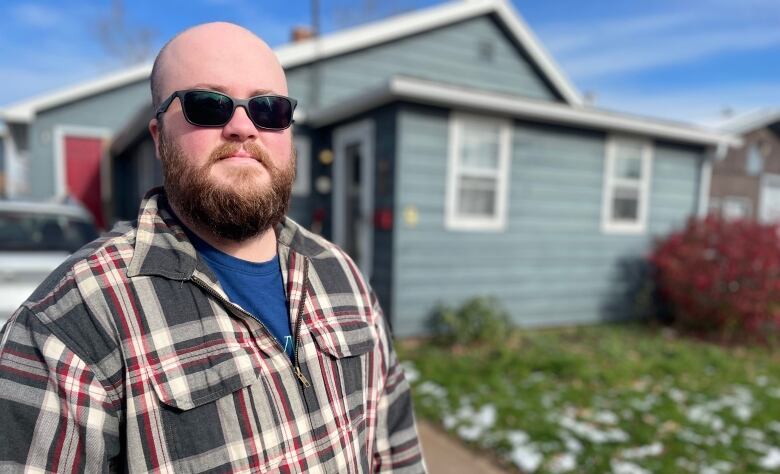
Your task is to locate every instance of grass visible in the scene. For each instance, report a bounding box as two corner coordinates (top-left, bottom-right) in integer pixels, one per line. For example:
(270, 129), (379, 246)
(398, 324), (780, 473)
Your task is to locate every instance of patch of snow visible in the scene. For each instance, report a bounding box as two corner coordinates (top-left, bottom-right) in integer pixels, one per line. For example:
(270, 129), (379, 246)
(457, 424), (483, 441)
(548, 453), (577, 473)
(559, 415), (629, 444)
(756, 375), (769, 387)
(768, 388), (780, 399)
(611, 460), (650, 474)
(743, 428), (765, 441)
(416, 381), (447, 400)
(760, 448), (780, 470)
(768, 421), (780, 434)
(593, 410), (620, 425)
(559, 432), (583, 454)
(510, 444), (543, 473)
(667, 388), (687, 404)
(400, 361), (419, 383)
(507, 430), (530, 446)
(621, 443), (663, 459)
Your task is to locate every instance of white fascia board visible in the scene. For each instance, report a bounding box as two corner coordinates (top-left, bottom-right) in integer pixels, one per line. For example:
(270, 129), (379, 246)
(493, 0), (582, 106)
(0, 62), (153, 124)
(275, 0), (497, 69)
(719, 108), (780, 135)
(389, 77), (740, 148)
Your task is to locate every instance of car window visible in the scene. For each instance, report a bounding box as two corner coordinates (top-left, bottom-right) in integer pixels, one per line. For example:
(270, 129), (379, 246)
(0, 212), (98, 252)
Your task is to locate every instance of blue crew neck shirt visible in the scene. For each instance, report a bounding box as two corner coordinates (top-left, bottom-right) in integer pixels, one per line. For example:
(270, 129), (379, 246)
(185, 229), (294, 360)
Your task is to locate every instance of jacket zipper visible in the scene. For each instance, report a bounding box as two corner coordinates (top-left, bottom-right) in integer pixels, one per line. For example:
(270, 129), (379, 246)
(292, 259), (310, 387)
(190, 274), (311, 388)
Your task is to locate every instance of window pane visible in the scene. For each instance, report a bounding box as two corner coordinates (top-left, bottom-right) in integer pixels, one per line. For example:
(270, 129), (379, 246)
(612, 186), (639, 221)
(613, 142), (643, 179)
(457, 176), (497, 217)
(615, 155), (642, 179)
(460, 123), (500, 169)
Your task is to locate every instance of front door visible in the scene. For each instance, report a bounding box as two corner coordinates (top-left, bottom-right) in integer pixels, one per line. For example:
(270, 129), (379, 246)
(64, 135), (106, 228)
(332, 120), (374, 279)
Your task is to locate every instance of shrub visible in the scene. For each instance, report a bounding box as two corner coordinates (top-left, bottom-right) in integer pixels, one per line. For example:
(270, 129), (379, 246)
(428, 296), (511, 348)
(650, 215), (780, 340)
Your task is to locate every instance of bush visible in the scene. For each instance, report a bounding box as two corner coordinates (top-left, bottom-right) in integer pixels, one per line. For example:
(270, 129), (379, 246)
(650, 215), (780, 340)
(428, 296), (511, 348)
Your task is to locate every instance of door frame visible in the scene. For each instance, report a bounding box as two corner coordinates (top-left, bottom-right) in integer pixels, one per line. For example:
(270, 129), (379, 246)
(332, 119), (375, 278)
(53, 125), (111, 199)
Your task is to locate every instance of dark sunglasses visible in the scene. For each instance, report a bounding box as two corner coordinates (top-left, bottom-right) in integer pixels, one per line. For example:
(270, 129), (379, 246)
(155, 89), (297, 130)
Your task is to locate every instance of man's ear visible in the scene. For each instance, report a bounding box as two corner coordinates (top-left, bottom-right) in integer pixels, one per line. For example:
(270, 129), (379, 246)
(149, 118), (162, 161)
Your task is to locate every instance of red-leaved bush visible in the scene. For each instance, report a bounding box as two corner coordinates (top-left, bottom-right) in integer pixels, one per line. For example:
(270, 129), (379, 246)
(650, 215), (780, 339)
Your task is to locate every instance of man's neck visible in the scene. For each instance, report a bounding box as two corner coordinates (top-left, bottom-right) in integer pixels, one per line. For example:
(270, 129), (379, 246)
(170, 203), (278, 263)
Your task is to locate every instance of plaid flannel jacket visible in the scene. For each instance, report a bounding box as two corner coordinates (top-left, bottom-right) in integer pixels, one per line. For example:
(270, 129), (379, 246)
(0, 189), (425, 473)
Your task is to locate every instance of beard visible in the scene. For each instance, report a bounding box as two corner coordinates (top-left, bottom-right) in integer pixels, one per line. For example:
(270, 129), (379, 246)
(158, 130), (296, 242)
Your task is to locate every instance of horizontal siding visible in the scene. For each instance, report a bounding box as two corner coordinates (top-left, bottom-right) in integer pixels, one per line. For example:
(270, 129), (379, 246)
(29, 79), (150, 199)
(287, 16), (557, 111)
(393, 107), (703, 336)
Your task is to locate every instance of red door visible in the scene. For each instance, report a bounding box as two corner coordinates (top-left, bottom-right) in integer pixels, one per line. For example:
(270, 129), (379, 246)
(64, 136), (105, 228)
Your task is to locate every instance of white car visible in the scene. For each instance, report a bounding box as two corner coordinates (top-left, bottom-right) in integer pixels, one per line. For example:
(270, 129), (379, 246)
(0, 200), (98, 323)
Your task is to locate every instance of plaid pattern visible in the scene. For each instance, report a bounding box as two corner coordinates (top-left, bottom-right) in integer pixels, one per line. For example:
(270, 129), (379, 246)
(0, 188), (425, 473)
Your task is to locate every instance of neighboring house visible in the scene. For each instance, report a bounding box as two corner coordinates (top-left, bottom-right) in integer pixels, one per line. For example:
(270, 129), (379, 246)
(711, 109), (780, 222)
(0, 0), (737, 336)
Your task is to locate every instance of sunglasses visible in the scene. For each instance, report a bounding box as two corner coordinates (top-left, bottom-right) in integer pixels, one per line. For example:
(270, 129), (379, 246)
(156, 89), (297, 130)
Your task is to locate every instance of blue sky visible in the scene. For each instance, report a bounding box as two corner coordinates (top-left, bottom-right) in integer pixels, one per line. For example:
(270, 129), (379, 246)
(1, 0), (778, 126)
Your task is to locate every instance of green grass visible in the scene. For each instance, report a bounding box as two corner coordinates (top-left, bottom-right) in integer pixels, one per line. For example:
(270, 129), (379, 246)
(398, 324), (780, 473)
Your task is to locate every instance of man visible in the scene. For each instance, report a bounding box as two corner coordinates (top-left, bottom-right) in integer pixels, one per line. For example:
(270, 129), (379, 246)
(0, 23), (425, 473)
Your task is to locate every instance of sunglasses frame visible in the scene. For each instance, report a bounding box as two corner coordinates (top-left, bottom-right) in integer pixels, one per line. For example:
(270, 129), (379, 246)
(155, 89), (298, 130)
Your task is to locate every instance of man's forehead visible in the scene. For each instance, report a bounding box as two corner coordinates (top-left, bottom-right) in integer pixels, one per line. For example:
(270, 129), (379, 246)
(157, 22), (286, 94)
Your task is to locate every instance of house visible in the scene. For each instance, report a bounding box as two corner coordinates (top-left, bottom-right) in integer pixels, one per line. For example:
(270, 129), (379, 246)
(0, 0), (737, 336)
(710, 109), (780, 221)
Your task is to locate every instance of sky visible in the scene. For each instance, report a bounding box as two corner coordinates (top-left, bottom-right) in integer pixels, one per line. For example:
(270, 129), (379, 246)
(0, 0), (778, 127)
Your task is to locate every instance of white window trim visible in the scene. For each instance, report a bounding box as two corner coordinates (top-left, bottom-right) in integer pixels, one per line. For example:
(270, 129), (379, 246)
(292, 135), (311, 197)
(600, 135), (653, 234)
(445, 112), (511, 231)
(53, 125), (112, 200)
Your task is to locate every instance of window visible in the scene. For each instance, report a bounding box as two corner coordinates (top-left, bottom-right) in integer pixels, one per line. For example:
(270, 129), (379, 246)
(292, 136), (310, 196)
(601, 136), (653, 234)
(445, 113), (511, 231)
(746, 144), (764, 176)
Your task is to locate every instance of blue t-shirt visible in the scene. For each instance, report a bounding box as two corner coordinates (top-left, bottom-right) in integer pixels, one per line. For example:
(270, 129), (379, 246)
(186, 230), (294, 359)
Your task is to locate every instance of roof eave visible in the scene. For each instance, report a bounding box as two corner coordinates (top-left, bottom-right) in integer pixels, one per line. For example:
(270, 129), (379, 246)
(302, 77), (739, 148)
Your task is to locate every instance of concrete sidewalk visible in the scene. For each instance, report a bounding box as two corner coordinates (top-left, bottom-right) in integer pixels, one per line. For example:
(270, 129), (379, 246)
(417, 420), (510, 474)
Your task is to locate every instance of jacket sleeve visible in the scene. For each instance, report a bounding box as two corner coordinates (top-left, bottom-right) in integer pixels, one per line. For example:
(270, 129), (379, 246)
(0, 307), (121, 472)
(371, 296), (427, 473)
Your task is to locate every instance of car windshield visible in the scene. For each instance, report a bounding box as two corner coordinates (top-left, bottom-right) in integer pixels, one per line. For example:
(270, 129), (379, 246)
(0, 211), (98, 252)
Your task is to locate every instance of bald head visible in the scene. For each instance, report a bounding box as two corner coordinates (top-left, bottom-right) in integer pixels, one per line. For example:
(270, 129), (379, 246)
(150, 22), (286, 111)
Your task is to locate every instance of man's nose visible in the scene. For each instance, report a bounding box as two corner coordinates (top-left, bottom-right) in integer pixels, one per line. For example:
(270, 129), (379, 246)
(222, 106), (258, 141)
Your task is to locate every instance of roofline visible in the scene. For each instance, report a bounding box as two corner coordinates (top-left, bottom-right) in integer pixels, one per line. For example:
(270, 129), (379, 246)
(1, 62), (152, 123)
(719, 108), (780, 135)
(302, 76), (740, 148)
(1, 0), (582, 124)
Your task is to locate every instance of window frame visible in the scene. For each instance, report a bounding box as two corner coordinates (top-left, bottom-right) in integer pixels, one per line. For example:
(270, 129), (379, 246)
(600, 135), (653, 234)
(445, 112), (512, 231)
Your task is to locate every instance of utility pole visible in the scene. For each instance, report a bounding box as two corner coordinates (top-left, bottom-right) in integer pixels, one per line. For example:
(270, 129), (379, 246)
(310, 0), (322, 109)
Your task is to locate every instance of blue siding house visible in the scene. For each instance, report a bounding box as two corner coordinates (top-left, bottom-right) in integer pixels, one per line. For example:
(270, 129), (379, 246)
(0, 0), (736, 336)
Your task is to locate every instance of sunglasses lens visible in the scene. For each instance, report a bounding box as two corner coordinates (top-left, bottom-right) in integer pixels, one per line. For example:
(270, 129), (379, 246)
(248, 96), (293, 130)
(182, 91), (233, 126)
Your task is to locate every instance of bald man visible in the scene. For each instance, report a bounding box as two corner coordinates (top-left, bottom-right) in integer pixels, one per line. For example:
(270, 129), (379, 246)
(0, 23), (426, 473)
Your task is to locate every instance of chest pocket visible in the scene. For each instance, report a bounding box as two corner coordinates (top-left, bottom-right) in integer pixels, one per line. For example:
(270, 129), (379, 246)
(145, 344), (288, 472)
(307, 315), (377, 435)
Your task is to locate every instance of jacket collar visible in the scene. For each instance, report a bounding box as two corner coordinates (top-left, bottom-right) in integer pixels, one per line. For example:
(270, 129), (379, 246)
(126, 187), (308, 280)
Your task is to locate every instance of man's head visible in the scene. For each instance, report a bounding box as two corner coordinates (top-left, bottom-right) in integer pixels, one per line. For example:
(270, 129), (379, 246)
(149, 22), (295, 242)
